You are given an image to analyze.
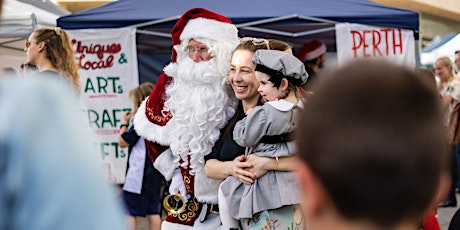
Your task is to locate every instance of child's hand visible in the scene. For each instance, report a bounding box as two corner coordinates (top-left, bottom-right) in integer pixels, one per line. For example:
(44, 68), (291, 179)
(122, 111), (131, 124)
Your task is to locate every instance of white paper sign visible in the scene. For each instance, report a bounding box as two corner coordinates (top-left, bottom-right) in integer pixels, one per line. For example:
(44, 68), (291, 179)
(335, 23), (415, 67)
(68, 27), (139, 184)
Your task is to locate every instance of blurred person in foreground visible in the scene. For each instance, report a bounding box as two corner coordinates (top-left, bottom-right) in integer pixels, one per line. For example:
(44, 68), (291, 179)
(295, 59), (451, 230)
(2, 67), (18, 77)
(0, 0), (124, 228)
(0, 77), (127, 230)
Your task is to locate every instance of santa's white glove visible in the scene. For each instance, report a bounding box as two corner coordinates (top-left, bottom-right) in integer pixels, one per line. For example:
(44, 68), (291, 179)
(169, 168), (189, 204)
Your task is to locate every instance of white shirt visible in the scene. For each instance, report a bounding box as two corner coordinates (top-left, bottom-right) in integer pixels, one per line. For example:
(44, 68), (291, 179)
(123, 137), (146, 194)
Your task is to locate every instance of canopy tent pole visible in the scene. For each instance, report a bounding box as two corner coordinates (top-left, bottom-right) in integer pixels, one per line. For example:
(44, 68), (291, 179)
(414, 30), (421, 66)
(131, 15), (181, 38)
(31, 13), (37, 31)
(0, 38), (26, 51)
(132, 14), (340, 39)
(235, 14), (338, 38)
(236, 14), (337, 28)
(241, 26), (336, 38)
(136, 30), (171, 38)
(130, 15), (181, 28)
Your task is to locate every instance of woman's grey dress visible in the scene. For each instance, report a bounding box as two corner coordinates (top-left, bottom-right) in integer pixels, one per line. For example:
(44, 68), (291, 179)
(220, 99), (302, 219)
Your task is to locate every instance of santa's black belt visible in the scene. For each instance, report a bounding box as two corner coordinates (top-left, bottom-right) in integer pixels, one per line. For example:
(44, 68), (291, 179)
(259, 132), (295, 144)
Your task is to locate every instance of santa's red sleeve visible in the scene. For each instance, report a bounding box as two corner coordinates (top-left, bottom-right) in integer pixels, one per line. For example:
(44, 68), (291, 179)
(133, 71), (172, 164)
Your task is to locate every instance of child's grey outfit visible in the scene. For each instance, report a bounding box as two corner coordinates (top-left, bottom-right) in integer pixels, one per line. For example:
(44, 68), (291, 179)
(220, 99), (302, 219)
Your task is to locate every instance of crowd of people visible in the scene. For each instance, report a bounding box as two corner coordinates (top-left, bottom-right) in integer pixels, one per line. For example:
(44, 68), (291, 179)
(3, 2), (460, 230)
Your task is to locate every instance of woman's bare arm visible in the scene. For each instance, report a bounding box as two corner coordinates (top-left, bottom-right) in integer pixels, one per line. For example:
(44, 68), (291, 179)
(244, 155), (299, 179)
(442, 95), (453, 108)
(118, 111), (131, 148)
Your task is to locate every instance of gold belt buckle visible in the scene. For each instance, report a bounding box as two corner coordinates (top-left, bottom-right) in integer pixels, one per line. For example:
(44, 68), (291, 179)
(163, 194), (186, 215)
(209, 203), (219, 215)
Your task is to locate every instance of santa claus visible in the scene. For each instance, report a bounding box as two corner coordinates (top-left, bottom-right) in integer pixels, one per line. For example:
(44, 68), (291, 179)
(133, 8), (239, 229)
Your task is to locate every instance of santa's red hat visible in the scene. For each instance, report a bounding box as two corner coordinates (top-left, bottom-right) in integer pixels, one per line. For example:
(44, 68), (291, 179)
(170, 7), (238, 62)
(297, 40), (327, 61)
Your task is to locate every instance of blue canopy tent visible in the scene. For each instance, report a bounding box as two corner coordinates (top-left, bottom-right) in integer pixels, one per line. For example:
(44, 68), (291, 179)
(57, 0), (419, 82)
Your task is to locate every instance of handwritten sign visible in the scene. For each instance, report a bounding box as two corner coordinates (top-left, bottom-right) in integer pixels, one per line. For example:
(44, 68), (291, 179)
(336, 23), (415, 67)
(68, 27), (139, 184)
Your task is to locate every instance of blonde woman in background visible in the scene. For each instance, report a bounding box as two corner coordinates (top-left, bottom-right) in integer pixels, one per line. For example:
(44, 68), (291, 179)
(436, 56), (460, 208)
(24, 27), (80, 92)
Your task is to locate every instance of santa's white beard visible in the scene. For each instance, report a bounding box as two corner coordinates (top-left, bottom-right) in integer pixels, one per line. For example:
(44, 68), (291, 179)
(164, 56), (236, 174)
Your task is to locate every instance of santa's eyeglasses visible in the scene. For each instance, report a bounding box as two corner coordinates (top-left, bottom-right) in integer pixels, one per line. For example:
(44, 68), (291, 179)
(239, 37), (270, 50)
(184, 45), (209, 56)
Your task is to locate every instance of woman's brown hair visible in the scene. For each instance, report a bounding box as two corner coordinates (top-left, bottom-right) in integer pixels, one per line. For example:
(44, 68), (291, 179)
(34, 27), (80, 91)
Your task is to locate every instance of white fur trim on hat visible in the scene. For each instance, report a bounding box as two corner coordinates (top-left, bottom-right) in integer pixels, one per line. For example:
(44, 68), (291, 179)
(305, 43), (327, 61)
(133, 97), (171, 146)
(180, 17), (238, 43)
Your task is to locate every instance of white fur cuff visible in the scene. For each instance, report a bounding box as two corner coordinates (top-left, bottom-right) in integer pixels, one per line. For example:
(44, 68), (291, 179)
(153, 148), (177, 180)
(194, 170), (221, 204)
(133, 97), (170, 146)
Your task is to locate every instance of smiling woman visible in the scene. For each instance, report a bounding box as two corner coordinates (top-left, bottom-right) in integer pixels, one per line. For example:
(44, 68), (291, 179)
(217, 49), (308, 229)
(228, 38), (293, 112)
(204, 38), (306, 230)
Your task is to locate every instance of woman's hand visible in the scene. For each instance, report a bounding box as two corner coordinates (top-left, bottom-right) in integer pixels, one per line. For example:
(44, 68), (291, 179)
(205, 156), (254, 184)
(230, 155), (256, 185)
(244, 155), (299, 179)
(244, 154), (276, 179)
